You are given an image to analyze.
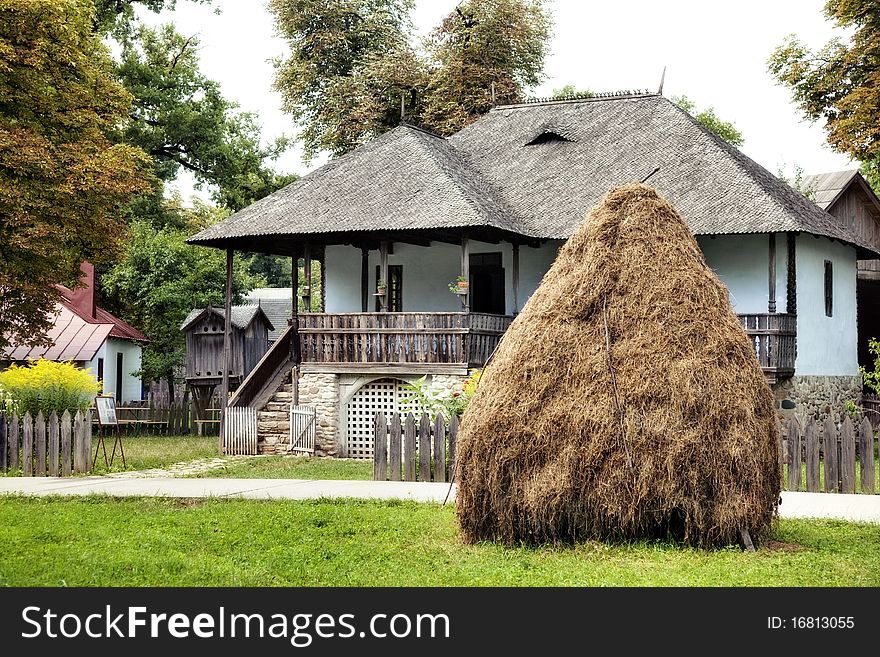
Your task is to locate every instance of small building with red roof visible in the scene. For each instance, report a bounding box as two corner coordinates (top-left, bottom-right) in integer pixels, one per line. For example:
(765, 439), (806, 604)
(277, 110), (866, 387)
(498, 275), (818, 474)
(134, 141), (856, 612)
(1, 262), (149, 403)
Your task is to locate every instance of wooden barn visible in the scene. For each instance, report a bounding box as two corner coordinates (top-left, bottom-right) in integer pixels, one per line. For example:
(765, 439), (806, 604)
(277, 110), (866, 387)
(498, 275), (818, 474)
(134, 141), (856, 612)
(180, 305), (273, 415)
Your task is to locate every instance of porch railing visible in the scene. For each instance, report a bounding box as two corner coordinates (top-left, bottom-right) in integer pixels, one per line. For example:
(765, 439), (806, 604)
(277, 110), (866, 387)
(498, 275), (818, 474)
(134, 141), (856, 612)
(738, 313), (796, 381)
(298, 312), (512, 368)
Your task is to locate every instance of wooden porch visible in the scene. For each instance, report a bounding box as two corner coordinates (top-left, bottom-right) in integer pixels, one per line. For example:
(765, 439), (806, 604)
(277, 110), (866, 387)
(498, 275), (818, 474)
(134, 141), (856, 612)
(738, 313), (796, 383)
(297, 312), (512, 372)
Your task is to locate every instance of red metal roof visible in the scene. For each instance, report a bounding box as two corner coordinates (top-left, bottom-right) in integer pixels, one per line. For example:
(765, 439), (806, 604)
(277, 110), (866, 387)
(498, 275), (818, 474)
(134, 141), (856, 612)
(3, 306), (113, 362)
(2, 286), (149, 363)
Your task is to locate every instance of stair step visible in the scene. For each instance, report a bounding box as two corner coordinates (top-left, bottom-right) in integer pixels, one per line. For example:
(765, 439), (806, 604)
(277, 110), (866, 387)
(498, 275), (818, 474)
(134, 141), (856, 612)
(264, 401), (290, 412)
(258, 410), (288, 420)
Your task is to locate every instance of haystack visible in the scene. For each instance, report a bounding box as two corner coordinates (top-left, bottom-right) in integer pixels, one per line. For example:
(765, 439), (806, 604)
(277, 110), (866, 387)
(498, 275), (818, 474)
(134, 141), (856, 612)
(455, 184), (780, 548)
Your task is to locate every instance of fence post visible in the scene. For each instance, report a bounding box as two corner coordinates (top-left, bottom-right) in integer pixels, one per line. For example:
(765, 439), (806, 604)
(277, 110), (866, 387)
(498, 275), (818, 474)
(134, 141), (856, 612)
(389, 413), (402, 482)
(22, 412), (33, 477)
(433, 414), (446, 483)
(840, 417), (856, 494)
(74, 411), (86, 474)
(48, 411), (59, 477)
(404, 413), (416, 482)
(804, 420), (819, 493)
(0, 412), (6, 473)
(61, 411), (72, 476)
(860, 416), (875, 494)
(823, 417), (838, 493)
(35, 411), (46, 477)
(786, 416), (801, 491)
(419, 413), (431, 482)
(373, 411), (387, 481)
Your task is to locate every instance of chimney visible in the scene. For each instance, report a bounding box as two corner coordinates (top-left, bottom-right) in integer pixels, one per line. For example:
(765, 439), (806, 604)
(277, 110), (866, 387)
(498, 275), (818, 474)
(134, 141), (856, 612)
(68, 261), (97, 319)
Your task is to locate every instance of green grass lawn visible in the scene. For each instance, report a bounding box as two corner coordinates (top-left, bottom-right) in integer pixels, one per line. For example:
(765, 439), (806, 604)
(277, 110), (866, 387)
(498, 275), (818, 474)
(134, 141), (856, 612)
(89, 434), (219, 475)
(193, 455), (372, 480)
(0, 496), (877, 586)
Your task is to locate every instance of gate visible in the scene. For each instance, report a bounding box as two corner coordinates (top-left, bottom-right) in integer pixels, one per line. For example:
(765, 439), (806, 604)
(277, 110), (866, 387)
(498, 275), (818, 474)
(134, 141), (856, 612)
(290, 405), (316, 454)
(223, 406), (257, 455)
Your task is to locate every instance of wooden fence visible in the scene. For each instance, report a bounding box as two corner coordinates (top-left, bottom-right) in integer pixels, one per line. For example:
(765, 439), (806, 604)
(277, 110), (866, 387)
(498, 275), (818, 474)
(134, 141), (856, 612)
(370, 412), (878, 494)
(111, 403), (220, 436)
(781, 416), (876, 494)
(223, 406), (258, 455)
(0, 411), (92, 476)
(373, 411), (458, 482)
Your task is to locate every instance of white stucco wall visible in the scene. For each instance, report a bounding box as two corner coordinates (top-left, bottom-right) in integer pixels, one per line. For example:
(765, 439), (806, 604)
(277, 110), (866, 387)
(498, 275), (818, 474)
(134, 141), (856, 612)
(794, 235), (858, 376)
(696, 233), (789, 314)
(325, 240), (563, 314)
(86, 338), (144, 403)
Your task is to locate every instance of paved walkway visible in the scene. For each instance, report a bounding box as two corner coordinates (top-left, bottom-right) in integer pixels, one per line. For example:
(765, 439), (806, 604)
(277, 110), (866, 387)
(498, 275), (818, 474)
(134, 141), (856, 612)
(0, 477), (878, 521)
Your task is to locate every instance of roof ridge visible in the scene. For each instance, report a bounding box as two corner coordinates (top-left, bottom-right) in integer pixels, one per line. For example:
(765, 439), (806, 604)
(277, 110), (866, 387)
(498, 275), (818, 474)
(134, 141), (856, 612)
(498, 90), (659, 110)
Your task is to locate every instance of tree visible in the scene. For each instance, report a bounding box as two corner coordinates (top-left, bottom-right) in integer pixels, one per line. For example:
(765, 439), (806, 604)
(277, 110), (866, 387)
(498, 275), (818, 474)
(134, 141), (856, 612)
(768, 0), (880, 191)
(269, 0), (553, 158)
(92, 0), (212, 37)
(672, 95), (744, 147)
(115, 23), (295, 217)
(420, 0), (552, 135)
(0, 0), (151, 353)
(269, 0), (421, 162)
(101, 211), (262, 401)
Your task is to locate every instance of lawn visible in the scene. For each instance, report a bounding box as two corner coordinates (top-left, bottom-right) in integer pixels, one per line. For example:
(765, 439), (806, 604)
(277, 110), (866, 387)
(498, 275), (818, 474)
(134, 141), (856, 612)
(193, 455), (373, 480)
(89, 434), (219, 475)
(0, 496), (877, 586)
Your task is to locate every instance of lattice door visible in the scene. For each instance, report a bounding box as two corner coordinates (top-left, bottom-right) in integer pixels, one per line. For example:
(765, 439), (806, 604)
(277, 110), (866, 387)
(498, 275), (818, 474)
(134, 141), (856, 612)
(345, 378), (414, 459)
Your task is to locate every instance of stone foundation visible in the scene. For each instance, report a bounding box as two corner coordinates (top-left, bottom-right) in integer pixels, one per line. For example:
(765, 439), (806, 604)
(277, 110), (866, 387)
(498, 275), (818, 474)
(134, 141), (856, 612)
(772, 375), (862, 424)
(295, 372), (340, 456)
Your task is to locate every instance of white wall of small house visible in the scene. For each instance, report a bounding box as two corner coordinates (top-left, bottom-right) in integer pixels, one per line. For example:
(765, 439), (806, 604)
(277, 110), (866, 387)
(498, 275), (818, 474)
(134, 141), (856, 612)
(86, 338), (144, 403)
(696, 233), (789, 314)
(794, 235), (858, 376)
(324, 240), (563, 315)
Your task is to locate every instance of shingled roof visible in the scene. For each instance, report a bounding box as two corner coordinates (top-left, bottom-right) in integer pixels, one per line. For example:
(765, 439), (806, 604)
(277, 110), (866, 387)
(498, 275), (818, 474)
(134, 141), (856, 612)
(180, 305), (274, 333)
(189, 93), (877, 257)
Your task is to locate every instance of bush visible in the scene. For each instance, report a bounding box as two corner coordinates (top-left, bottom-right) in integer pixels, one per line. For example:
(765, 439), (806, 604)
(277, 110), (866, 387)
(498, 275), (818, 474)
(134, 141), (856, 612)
(0, 360), (100, 417)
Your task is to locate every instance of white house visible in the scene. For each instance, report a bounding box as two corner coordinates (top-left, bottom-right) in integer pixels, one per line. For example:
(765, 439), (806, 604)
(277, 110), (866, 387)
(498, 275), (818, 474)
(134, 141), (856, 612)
(1, 262), (149, 403)
(190, 92), (879, 457)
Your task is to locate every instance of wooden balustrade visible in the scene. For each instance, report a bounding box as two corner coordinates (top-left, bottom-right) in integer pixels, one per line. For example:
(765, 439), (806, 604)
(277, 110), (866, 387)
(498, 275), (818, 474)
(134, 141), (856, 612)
(297, 312), (511, 368)
(738, 313), (796, 382)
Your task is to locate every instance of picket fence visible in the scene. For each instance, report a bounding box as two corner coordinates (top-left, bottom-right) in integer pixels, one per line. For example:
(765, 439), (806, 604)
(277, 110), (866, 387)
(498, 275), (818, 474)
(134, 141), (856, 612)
(372, 412), (879, 494)
(0, 411), (93, 476)
(781, 415), (876, 494)
(372, 411), (458, 482)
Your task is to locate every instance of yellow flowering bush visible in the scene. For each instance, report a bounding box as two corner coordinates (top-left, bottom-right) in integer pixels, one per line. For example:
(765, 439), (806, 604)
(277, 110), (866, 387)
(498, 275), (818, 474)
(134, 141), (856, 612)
(0, 360), (100, 417)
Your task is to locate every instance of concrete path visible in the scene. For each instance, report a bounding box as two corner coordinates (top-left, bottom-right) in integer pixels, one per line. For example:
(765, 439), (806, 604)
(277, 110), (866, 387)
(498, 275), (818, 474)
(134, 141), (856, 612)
(0, 477), (878, 521)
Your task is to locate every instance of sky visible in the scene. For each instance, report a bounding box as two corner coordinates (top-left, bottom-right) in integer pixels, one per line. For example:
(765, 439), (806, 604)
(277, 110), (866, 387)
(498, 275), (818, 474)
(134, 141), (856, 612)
(138, 0), (858, 202)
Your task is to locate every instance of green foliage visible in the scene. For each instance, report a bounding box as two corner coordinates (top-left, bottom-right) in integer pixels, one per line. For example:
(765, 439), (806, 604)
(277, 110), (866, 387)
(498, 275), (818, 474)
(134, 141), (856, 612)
(269, 0), (552, 158)
(0, 360), (100, 417)
(776, 164), (817, 199)
(859, 336), (880, 395)
(0, 0), (152, 353)
(420, 0), (552, 135)
(115, 22), (295, 216)
(550, 84), (594, 99)
(672, 95), (744, 147)
(101, 215), (263, 396)
(400, 369), (482, 419)
(843, 399), (862, 419)
(768, 1), (880, 181)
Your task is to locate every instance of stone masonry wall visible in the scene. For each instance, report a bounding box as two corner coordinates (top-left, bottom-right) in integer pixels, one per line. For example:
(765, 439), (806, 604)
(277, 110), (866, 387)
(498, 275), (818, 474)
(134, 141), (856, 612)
(771, 375), (862, 424)
(296, 372), (340, 457)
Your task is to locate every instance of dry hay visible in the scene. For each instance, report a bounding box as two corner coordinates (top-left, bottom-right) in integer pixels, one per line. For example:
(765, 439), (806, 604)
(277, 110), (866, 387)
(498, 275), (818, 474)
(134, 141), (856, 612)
(455, 184), (781, 548)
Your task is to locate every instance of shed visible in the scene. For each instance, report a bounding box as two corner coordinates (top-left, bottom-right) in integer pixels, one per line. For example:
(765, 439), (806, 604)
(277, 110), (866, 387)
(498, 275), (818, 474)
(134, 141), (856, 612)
(181, 305), (274, 386)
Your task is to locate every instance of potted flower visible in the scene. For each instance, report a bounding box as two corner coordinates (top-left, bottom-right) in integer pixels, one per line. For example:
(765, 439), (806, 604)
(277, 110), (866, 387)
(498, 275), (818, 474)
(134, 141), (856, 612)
(375, 279), (387, 296)
(449, 276), (469, 295)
